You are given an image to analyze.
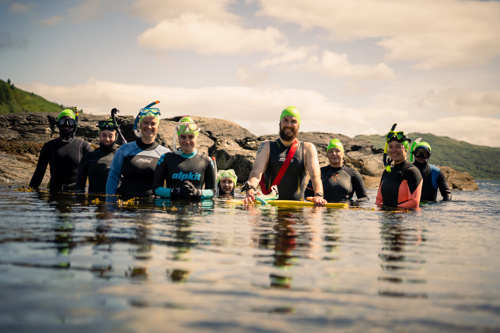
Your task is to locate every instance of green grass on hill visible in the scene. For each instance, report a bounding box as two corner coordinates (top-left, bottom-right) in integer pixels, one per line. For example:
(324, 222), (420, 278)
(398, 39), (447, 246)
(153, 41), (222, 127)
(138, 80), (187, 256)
(355, 133), (500, 180)
(0, 78), (64, 114)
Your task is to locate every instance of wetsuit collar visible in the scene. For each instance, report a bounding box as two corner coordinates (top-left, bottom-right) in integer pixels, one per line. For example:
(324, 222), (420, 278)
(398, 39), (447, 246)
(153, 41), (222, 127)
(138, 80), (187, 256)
(100, 142), (117, 152)
(277, 137), (298, 148)
(181, 150), (197, 158)
(136, 138), (158, 150)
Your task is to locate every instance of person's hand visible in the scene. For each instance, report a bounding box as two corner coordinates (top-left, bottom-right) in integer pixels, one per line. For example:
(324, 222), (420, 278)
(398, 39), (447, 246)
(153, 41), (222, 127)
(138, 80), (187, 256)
(243, 188), (257, 204)
(306, 196), (327, 206)
(183, 180), (202, 199)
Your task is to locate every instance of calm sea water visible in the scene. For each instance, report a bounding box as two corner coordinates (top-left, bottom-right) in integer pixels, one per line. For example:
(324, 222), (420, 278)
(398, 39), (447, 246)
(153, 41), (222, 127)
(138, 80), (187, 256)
(0, 181), (499, 333)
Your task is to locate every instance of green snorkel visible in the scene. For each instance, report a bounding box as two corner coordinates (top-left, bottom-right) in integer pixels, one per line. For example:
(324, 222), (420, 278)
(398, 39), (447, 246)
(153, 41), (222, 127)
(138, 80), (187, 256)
(383, 123), (397, 172)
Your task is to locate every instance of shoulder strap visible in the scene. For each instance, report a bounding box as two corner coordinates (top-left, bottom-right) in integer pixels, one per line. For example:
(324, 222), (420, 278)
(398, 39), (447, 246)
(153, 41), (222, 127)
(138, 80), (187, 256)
(260, 138), (299, 194)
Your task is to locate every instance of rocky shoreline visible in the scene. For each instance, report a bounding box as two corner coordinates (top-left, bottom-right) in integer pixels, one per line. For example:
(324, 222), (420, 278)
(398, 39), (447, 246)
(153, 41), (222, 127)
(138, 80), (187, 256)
(0, 112), (478, 191)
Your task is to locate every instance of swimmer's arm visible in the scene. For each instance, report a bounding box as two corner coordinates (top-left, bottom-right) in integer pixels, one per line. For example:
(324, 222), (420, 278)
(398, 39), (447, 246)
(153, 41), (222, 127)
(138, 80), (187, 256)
(244, 141), (269, 203)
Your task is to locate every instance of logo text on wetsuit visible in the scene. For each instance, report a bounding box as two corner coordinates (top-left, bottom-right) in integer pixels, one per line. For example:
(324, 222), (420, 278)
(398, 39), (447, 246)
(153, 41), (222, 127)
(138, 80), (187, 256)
(172, 171), (201, 181)
(137, 158), (153, 163)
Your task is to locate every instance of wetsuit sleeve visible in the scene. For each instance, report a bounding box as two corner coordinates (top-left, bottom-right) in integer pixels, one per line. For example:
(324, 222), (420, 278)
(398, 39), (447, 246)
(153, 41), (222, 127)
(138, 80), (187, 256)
(437, 170), (452, 201)
(29, 143), (50, 189)
(350, 169), (369, 201)
(397, 167), (423, 209)
(201, 156), (216, 199)
(375, 172), (387, 206)
(82, 141), (92, 156)
(106, 146), (125, 195)
(76, 153), (91, 192)
(152, 153), (170, 198)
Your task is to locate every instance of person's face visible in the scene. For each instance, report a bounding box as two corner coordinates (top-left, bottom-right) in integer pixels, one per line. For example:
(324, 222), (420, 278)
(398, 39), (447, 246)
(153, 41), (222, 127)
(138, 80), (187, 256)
(389, 140), (407, 164)
(327, 148), (344, 167)
(140, 116), (159, 141)
(414, 149), (430, 164)
(99, 130), (116, 146)
(220, 178), (234, 194)
(178, 133), (197, 154)
(279, 115), (299, 141)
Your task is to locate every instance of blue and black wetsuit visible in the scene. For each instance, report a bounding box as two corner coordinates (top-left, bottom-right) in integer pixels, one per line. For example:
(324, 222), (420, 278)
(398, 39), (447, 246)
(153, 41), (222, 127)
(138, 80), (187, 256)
(262, 139), (306, 200)
(305, 165), (368, 203)
(152, 150), (216, 200)
(376, 161), (423, 208)
(29, 137), (92, 191)
(106, 139), (170, 197)
(76, 143), (118, 194)
(413, 161), (452, 201)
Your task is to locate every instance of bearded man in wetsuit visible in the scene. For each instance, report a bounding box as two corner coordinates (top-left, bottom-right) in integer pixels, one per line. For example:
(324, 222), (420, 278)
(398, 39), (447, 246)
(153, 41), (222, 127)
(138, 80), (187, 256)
(76, 119), (119, 194)
(243, 106), (326, 205)
(411, 142), (452, 201)
(29, 109), (92, 191)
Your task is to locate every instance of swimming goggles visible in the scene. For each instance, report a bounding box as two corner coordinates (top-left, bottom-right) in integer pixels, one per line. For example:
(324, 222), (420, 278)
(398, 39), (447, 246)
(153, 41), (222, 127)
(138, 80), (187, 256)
(386, 131), (409, 143)
(139, 108), (161, 116)
(413, 150), (430, 159)
(97, 120), (117, 130)
(57, 117), (76, 127)
(176, 122), (199, 133)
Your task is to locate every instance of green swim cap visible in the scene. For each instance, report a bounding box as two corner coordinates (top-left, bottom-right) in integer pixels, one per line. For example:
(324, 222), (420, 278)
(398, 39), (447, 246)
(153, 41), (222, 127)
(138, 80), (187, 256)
(327, 139), (344, 152)
(280, 106), (301, 125)
(414, 141), (431, 153)
(176, 116), (199, 136)
(57, 109), (76, 121)
(217, 169), (237, 184)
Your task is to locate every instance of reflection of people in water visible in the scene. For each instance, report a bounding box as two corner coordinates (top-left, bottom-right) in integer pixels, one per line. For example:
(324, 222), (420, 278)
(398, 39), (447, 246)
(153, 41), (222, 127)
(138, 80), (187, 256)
(217, 169), (237, 198)
(378, 213), (427, 298)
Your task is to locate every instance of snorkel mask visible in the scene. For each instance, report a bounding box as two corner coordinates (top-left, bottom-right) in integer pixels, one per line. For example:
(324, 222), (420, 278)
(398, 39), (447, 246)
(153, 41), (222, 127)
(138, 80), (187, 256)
(172, 116), (200, 154)
(383, 123), (411, 172)
(217, 169), (238, 185)
(97, 119), (117, 132)
(133, 101), (160, 138)
(410, 141), (431, 162)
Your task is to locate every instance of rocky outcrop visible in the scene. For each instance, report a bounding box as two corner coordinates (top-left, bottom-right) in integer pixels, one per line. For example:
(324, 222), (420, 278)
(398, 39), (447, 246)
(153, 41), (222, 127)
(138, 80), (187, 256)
(0, 112), (478, 191)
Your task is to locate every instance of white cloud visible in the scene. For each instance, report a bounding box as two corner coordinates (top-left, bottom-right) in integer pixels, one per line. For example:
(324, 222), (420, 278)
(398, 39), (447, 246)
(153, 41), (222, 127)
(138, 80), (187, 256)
(257, 0), (500, 69)
(236, 67), (269, 85)
(131, 0), (239, 23)
(138, 14), (285, 55)
(8, 2), (35, 15)
(412, 88), (500, 116)
(282, 50), (395, 80)
(39, 15), (64, 27)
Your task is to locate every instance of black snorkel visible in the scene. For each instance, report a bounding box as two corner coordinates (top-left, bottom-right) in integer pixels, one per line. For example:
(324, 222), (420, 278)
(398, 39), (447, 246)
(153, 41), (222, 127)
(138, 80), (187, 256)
(110, 108), (127, 144)
(383, 123), (397, 172)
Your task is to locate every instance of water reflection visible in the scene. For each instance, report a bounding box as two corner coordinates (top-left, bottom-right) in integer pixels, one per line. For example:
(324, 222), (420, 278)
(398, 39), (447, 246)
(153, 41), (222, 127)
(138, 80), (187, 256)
(378, 211), (428, 298)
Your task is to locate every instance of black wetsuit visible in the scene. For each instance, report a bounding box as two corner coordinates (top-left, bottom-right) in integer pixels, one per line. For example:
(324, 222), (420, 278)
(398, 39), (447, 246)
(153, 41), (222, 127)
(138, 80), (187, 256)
(413, 161), (452, 201)
(76, 143), (118, 193)
(305, 165), (368, 203)
(376, 160), (423, 208)
(152, 150), (216, 199)
(29, 137), (92, 191)
(262, 139), (306, 200)
(106, 139), (170, 197)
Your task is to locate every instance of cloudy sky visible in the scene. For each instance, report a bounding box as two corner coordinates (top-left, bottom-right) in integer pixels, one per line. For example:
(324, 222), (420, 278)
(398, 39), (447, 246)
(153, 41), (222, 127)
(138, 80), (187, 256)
(1, 0), (500, 146)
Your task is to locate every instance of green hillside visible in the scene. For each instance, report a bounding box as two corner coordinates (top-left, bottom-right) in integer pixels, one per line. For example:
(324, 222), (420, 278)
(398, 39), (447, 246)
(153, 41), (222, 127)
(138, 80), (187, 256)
(0, 78), (64, 114)
(355, 133), (500, 180)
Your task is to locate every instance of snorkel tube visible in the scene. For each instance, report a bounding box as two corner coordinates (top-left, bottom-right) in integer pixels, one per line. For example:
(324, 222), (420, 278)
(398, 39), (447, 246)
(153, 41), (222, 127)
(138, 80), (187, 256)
(133, 100), (160, 138)
(110, 108), (127, 144)
(409, 138), (422, 163)
(383, 123), (397, 172)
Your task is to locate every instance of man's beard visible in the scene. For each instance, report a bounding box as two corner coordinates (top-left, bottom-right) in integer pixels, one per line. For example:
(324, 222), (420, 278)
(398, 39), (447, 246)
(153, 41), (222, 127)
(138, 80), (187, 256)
(279, 125), (298, 141)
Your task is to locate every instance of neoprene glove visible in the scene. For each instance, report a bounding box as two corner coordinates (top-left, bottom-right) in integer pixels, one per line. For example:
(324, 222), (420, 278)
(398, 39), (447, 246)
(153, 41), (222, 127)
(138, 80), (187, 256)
(183, 180), (202, 199)
(170, 183), (191, 199)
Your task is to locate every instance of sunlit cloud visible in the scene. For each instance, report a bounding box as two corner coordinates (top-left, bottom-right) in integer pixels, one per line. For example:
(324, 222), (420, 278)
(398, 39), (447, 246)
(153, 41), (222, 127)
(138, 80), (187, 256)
(257, 0), (500, 69)
(8, 2), (35, 15)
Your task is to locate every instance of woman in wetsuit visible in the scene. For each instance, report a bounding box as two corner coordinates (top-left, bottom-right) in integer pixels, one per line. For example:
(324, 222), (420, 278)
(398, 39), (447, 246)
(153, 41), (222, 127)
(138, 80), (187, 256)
(106, 107), (169, 197)
(217, 169), (237, 197)
(29, 109), (92, 191)
(76, 119), (119, 194)
(152, 116), (216, 200)
(304, 139), (368, 203)
(375, 130), (423, 208)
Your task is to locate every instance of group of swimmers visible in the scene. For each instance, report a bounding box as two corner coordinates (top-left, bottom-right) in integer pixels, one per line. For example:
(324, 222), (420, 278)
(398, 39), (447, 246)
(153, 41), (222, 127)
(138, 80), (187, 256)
(28, 105), (452, 208)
